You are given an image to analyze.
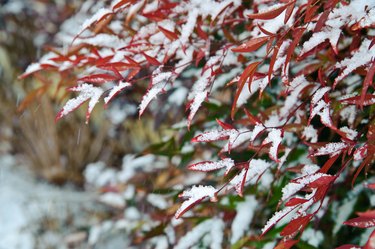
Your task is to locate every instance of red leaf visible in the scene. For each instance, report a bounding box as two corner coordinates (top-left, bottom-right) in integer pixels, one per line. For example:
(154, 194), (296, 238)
(365, 229), (375, 249)
(360, 61), (375, 109)
(98, 62), (140, 71)
(142, 52), (161, 66)
(175, 196), (206, 219)
(308, 175), (335, 188)
(195, 49), (206, 67)
(231, 61), (260, 119)
(243, 108), (262, 125)
(304, 0), (321, 22)
(340, 94), (375, 106)
(314, 9), (330, 32)
(352, 156), (372, 187)
(320, 154), (339, 173)
(78, 74), (118, 84)
(280, 215), (312, 236)
(247, 2), (293, 20)
(268, 39), (282, 81)
(143, 10), (166, 22)
(284, 1), (295, 24)
(285, 197), (309, 207)
(196, 19), (209, 40)
(158, 25), (178, 41)
(124, 56), (141, 67)
(232, 36), (270, 53)
(285, 27), (305, 72)
(357, 210), (375, 219)
(366, 183), (375, 189)
(112, 0), (135, 11)
(344, 216), (375, 228)
(216, 119), (235, 130)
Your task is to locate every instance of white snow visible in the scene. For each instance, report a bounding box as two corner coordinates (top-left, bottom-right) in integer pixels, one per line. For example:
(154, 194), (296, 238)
(79, 8), (113, 35)
(175, 185), (217, 218)
(339, 126), (358, 140)
(335, 39), (375, 85)
(230, 195), (258, 244)
(314, 142), (348, 156)
(174, 219), (213, 249)
(302, 125), (318, 143)
(263, 129), (283, 161)
(188, 158), (235, 175)
(104, 81), (131, 104)
(59, 83), (103, 121)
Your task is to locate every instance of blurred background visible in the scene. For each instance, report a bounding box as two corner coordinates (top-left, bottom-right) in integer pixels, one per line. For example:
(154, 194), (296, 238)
(0, 1), (185, 248)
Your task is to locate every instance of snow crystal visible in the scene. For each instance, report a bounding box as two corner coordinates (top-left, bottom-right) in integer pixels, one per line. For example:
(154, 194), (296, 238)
(302, 125), (318, 143)
(310, 100), (332, 127)
(281, 173), (329, 201)
(262, 206), (295, 234)
(79, 8), (113, 35)
(189, 158), (235, 175)
(250, 124), (265, 141)
(335, 39), (375, 85)
(339, 126), (358, 140)
(314, 142), (348, 156)
(75, 34), (123, 48)
(104, 81), (131, 104)
(311, 87), (331, 106)
(222, 129), (252, 153)
(59, 83), (103, 120)
(229, 159), (272, 195)
(139, 68), (173, 115)
(301, 164), (320, 176)
(230, 196), (258, 244)
(263, 129), (283, 161)
(195, 129), (238, 142)
(175, 185), (216, 218)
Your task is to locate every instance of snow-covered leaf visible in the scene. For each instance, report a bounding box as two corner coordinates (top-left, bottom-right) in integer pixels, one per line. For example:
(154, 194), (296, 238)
(313, 142), (349, 156)
(175, 185), (217, 218)
(188, 158), (235, 175)
(56, 83), (103, 123)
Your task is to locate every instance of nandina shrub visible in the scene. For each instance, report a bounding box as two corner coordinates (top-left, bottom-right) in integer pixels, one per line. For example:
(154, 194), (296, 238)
(22, 0), (375, 248)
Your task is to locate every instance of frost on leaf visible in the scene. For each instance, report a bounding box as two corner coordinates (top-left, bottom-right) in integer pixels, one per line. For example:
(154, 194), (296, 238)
(78, 8), (113, 35)
(56, 83), (103, 123)
(309, 100), (332, 127)
(104, 81), (131, 104)
(261, 206), (295, 235)
(228, 159), (271, 196)
(175, 185), (217, 218)
(313, 142), (349, 156)
(263, 129), (283, 162)
(192, 129), (238, 143)
(188, 158), (235, 175)
(139, 67), (173, 115)
(187, 49), (227, 126)
(334, 39), (375, 86)
(281, 173), (330, 202)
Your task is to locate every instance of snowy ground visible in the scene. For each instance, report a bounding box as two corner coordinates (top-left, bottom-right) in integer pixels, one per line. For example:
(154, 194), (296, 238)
(0, 154), (102, 249)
